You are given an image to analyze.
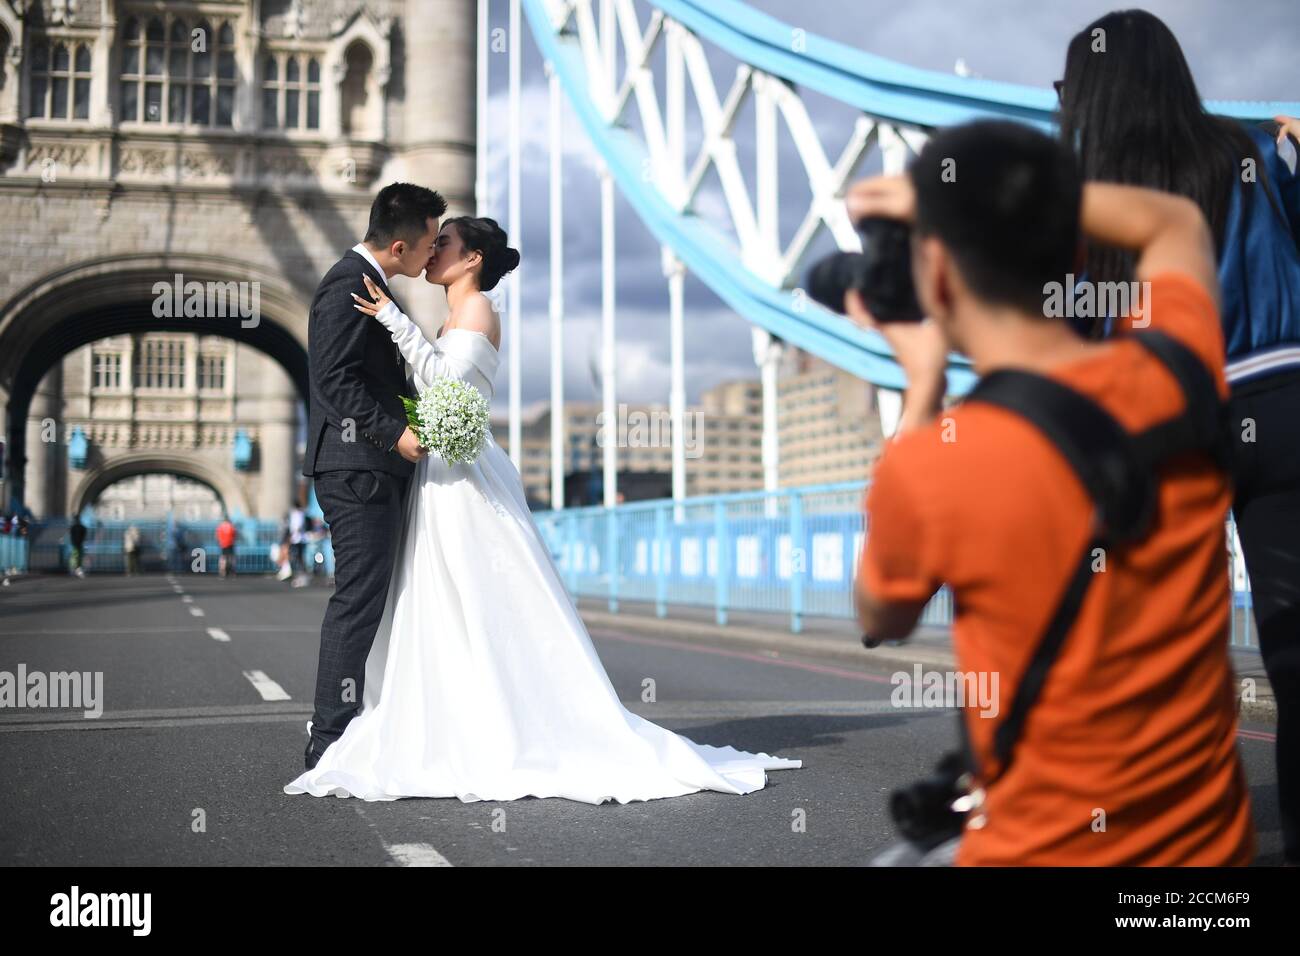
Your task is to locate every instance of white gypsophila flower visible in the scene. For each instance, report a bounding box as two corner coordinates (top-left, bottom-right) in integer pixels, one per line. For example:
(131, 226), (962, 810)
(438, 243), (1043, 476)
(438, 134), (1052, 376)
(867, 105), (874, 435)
(412, 378), (490, 465)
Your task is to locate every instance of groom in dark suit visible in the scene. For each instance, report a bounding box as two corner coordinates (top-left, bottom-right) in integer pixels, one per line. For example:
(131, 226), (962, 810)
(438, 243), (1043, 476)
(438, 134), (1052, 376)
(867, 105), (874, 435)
(302, 183), (446, 769)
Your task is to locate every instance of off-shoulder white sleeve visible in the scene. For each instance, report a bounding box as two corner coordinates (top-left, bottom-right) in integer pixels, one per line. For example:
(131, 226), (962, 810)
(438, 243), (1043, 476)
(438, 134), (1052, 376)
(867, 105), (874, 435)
(373, 301), (475, 387)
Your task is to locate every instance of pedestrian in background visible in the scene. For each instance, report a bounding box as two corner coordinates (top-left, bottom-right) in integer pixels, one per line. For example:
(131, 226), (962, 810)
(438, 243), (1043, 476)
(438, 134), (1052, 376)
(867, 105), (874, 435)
(170, 524), (187, 574)
(215, 516), (237, 578)
(68, 516), (87, 579)
(288, 505), (307, 587)
(123, 524), (141, 576)
(276, 514), (294, 581)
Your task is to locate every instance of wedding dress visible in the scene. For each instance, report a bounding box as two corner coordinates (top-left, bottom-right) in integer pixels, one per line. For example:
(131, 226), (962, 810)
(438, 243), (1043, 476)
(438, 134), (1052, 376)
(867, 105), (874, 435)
(284, 298), (802, 804)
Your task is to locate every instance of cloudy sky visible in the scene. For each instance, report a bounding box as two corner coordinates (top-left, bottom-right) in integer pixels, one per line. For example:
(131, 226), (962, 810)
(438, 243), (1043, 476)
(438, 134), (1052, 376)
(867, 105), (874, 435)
(475, 0), (1298, 417)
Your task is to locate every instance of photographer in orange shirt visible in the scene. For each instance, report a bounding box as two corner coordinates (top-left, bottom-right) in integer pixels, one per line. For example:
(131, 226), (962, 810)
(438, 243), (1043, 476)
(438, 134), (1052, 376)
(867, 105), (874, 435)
(849, 120), (1253, 866)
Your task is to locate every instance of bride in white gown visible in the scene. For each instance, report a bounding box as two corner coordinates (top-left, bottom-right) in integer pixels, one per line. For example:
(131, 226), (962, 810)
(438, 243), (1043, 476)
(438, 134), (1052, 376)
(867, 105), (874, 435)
(284, 216), (801, 804)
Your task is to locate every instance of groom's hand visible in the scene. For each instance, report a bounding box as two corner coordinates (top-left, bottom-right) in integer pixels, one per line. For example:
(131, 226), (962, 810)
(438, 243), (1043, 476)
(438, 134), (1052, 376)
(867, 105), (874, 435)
(395, 426), (428, 463)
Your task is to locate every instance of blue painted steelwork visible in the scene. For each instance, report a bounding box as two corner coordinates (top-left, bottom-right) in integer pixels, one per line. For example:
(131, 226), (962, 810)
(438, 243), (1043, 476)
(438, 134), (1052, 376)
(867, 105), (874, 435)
(520, 0), (970, 393)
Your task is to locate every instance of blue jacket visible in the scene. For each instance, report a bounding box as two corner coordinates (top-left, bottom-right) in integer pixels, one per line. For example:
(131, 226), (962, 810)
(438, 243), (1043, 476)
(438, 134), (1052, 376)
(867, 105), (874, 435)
(1220, 124), (1300, 387)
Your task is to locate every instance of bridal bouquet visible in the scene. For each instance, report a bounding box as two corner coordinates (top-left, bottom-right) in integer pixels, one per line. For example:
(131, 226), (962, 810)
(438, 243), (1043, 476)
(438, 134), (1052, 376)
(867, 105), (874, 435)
(400, 379), (490, 465)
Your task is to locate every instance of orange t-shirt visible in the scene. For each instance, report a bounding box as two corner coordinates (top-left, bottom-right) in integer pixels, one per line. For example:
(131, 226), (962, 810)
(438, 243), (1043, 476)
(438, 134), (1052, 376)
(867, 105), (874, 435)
(216, 522), (236, 548)
(860, 272), (1254, 866)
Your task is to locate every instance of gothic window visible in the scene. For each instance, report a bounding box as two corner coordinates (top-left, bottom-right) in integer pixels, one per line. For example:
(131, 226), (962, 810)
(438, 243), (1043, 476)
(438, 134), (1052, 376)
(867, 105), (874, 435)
(28, 40), (92, 120)
(119, 14), (237, 127)
(93, 351), (123, 391)
(261, 53), (320, 131)
(135, 337), (187, 391)
(198, 351), (226, 392)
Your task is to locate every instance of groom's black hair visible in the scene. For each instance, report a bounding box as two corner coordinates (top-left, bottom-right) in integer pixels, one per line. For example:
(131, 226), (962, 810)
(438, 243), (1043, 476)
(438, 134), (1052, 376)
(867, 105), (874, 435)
(910, 119), (1081, 316)
(365, 182), (448, 249)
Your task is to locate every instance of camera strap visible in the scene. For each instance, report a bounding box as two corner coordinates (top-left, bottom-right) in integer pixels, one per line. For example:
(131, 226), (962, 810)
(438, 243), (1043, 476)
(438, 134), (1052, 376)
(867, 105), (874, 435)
(960, 329), (1228, 787)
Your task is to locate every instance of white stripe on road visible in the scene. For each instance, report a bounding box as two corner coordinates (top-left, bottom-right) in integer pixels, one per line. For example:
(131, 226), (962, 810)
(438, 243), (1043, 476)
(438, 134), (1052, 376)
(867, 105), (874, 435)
(0, 625), (320, 636)
(385, 843), (453, 867)
(242, 670), (291, 702)
(181, 595), (193, 604)
(188, 606), (205, 617)
(206, 628), (231, 643)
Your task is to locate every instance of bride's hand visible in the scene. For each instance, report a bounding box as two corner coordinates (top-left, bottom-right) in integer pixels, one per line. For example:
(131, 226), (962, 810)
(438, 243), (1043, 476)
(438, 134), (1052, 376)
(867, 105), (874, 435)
(351, 274), (392, 317)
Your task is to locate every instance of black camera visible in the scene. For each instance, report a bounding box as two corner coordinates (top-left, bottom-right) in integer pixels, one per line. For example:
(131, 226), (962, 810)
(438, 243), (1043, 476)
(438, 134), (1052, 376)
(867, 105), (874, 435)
(888, 750), (974, 848)
(805, 216), (924, 323)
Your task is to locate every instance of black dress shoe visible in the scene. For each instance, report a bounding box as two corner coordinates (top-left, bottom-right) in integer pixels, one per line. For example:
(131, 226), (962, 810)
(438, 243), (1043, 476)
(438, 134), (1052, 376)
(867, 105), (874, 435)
(304, 737), (321, 770)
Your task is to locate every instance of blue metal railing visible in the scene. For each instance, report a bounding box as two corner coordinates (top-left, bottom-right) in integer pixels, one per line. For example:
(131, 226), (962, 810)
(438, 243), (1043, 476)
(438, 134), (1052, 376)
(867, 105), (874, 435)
(532, 481), (948, 634)
(533, 481), (1257, 650)
(18, 518), (334, 577)
(0, 533), (28, 575)
(4, 492), (1257, 652)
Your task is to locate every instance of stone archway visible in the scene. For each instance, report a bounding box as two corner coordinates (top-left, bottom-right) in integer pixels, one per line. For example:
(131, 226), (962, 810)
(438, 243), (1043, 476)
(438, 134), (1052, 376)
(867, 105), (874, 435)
(0, 252), (311, 516)
(69, 451), (253, 519)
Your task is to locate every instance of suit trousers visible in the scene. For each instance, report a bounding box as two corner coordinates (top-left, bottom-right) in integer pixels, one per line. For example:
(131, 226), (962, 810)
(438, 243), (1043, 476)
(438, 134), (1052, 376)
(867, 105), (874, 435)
(310, 468), (409, 749)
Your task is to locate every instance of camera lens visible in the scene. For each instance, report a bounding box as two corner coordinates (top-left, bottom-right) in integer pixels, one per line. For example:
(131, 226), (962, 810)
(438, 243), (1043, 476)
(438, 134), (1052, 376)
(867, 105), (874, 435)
(803, 217), (924, 323)
(806, 253), (870, 315)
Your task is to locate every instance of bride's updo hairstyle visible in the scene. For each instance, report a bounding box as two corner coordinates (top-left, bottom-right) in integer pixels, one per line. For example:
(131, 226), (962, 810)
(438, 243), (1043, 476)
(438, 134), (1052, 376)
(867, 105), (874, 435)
(445, 216), (520, 292)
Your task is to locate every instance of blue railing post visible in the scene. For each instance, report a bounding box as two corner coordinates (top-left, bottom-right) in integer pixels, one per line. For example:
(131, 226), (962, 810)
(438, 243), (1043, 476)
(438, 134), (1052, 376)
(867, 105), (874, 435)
(654, 503), (667, 618)
(566, 514), (578, 593)
(790, 489), (805, 634)
(714, 500), (729, 626)
(606, 507), (619, 613)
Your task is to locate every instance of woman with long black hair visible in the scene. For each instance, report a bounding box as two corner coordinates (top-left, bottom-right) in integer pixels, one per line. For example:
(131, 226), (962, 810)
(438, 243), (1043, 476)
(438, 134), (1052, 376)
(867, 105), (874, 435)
(1058, 8), (1300, 865)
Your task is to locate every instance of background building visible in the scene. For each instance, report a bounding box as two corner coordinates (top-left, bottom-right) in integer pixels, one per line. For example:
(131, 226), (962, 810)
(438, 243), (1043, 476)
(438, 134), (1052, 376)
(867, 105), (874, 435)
(494, 362), (884, 510)
(495, 377), (768, 509)
(41, 332), (299, 519)
(779, 351), (885, 487)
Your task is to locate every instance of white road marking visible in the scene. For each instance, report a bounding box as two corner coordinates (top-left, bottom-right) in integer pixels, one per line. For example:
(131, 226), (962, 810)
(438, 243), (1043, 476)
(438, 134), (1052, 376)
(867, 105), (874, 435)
(385, 843), (453, 867)
(242, 670), (291, 702)
(188, 606), (205, 617)
(206, 628), (231, 643)
(181, 595), (193, 604)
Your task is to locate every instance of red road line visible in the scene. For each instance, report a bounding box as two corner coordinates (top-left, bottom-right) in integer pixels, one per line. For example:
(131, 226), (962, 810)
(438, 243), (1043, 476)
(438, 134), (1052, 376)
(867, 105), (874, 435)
(1237, 729), (1277, 742)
